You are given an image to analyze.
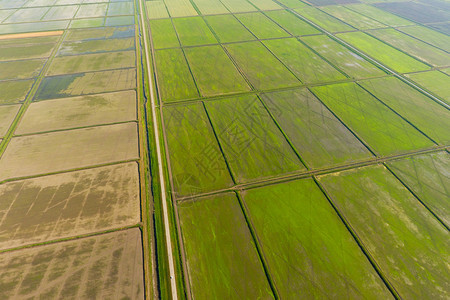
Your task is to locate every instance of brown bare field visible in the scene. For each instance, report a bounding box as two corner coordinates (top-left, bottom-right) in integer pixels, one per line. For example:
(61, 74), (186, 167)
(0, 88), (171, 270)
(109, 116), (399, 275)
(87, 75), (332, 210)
(0, 30), (63, 40)
(0, 162), (140, 249)
(0, 228), (144, 299)
(0, 122), (139, 181)
(0, 104), (20, 137)
(17, 90), (137, 135)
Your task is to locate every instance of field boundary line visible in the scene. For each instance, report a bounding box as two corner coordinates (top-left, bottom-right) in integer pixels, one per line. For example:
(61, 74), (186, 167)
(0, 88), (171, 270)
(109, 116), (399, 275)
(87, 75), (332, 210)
(0, 224), (142, 254)
(274, 0), (450, 111)
(137, 0), (179, 299)
(175, 145), (448, 203)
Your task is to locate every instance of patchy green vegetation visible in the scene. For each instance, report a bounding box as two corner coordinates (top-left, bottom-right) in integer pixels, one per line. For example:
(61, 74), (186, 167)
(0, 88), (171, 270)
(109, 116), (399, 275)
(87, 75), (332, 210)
(205, 95), (304, 182)
(242, 179), (393, 299)
(319, 165), (450, 299)
(172, 17), (217, 46)
(294, 6), (354, 32)
(163, 103), (233, 197)
(262, 88), (372, 168)
(225, 41), (300, 90)
(205, 14), (255, 43)
(321, 5), (386, 30)
(311, 82), (434, 156)
(178, 193), (274, 299)
(264, 10), (320, 36)
(301, 34), (386, 79)
(405, 71), (450, 105)
(338, 31), (431, 73)
(184, 45), (251, 97)
(263, 38), (346, 84)
(359, 76), (450, 145)
(236, 12), (290, 39)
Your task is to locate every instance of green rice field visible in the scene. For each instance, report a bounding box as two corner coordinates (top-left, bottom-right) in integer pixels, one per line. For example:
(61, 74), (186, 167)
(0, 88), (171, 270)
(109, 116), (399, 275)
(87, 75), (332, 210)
(0, 0), (449, 298)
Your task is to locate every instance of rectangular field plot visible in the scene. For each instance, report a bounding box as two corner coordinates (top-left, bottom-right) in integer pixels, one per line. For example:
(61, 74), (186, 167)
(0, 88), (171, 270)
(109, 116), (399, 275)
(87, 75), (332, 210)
(75, 3), (108, 18)
(178, 193), (273, 299)
(275, 0), (307, 8)
(164, 0), (198, 17)
(150, 19), (179, 49)
(295, 7), (354, 33)
(367, 28), (450, 68)
(0, 122), (138, 181)
(0, 59), (45, 80)
(3, 7), (50, 23)
(70, 18), (105, 29)
(35, 68), (136, 100)
(0, 42), (55, 61)
(225, 41), (300, 90)
(58, 37), (135, 55)
(43, 5), (78, 20)
(344, 3), (413, 26)
(247, 0), (281, 10)
(0, 229), (144, 299)
(146, 1), (169, 19)
(0, 163), (140, 249)
(0, 79), (34, 104)
(374, 1), (449, 24)
(205, 95), (304, 182)
(358, 77), (450, 145)
(0, 105), (20, 137)
(163, 103), (233, 197)
(155, 48), (199, 102)
(47, 51), (135, 75)
(263, 38), (346, 84)
(235, 12), (290, 40)
(219, 0), (258, 13)
(337, 32), (430, 73)
(261, 88), (372, 169)
(64, 26), (134, 41)
(184, 45), (251, 97)
(397, 26), (450, 52)
(242, 179), (392, 299)
(301, 35), (385, 79)
(205, 14), (255, 43)
(17, 90), (136, 135)
(310, 83), (434, 156)
(321, 5), (386, 29)
(265, 10), (320, 36)
(107, 2), (134, 16)
(405, 71), (450, 105)
(191, 0), (228, 15)
(319, 165), (450, 299)
(387, 151), (449, 227)
(172, 17), (217, 46)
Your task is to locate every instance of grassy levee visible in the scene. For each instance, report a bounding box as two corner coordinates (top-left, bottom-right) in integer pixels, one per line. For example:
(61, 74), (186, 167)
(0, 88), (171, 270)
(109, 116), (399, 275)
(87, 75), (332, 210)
(142, 1), (187, 297)
(134, 8), (155, 297)
(241, 178), (394, 299)
(318, 165), (450, 299)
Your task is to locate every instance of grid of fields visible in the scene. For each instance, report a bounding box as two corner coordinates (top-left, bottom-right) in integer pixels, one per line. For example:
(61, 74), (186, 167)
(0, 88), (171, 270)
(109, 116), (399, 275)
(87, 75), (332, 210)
(0, 0), (150, 298)
(0, 0), (449, 298)
(147, 0), (450, 298)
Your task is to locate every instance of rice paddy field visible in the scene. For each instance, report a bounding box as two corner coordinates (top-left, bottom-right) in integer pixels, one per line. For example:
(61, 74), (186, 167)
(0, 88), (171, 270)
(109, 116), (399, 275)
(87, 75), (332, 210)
(0, 0), (449, 298)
